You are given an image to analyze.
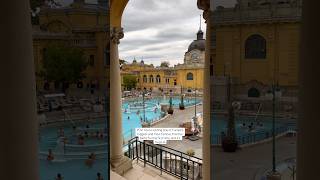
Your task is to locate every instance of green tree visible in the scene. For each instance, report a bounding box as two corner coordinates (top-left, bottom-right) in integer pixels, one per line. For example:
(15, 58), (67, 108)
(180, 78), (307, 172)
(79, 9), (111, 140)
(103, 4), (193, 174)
(41, 43), (87, 91)
(123, 75), (137, 90)
(160, 61), (170, 68)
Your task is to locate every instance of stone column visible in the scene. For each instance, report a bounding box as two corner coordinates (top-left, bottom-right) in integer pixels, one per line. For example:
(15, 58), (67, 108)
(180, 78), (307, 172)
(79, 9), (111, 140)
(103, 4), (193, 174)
(203, 8), (212, 180)
(109, 27), (132, 175)
(0, 0), (39, 179)
(298, 1), (320, 179)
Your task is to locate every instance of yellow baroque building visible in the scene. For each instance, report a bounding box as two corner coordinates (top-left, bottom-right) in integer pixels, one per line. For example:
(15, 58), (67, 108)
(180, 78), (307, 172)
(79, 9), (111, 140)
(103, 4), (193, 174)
(210, 0), (301, 108)
(32, 0), (109, 91)
(121, 29), (205, 93)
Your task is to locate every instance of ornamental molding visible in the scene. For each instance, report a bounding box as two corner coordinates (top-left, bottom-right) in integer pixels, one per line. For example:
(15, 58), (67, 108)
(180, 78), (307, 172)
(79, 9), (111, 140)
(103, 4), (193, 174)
(111, 27), (124, 44)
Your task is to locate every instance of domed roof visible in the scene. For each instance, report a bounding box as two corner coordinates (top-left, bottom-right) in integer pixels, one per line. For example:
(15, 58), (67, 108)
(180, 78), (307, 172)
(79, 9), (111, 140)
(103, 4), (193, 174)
(187, 30), (205, 52)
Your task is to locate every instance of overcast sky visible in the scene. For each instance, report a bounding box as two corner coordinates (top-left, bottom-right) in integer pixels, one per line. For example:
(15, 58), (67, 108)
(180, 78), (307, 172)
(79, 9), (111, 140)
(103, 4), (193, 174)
(58, 0), (237, 66)
(119, 0), (237, 66)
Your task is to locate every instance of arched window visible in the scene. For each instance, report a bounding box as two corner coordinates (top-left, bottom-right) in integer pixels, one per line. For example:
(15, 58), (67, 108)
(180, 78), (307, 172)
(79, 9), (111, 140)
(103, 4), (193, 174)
(245, 34), (266, 59)
(248, 87), (260, 98)
(149, 75), (154, 83)
(143, 75), (147, 83)
(187, 72), (194, 80)
(156, 75), (161, 83)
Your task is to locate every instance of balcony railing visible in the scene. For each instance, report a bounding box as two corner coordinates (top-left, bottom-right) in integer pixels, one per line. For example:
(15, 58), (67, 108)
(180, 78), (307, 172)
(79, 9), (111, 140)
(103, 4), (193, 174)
(212, 124), (297, 145)
(126, 137), (203, 180)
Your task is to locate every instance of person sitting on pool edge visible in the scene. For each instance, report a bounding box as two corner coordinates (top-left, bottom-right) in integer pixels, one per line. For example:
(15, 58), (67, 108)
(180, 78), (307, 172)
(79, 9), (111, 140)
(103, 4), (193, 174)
(55, 173), (63, 180)
(47, 149), (54, 161)
(96, 172), (103, 180)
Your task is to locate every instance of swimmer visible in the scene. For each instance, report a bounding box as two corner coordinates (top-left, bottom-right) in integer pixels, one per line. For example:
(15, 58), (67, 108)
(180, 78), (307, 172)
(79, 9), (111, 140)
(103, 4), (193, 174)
(96, 172), (103, 180)
(78, 135), (84, 145)
(58, 127), (64, 137)
(85, 153), (95, 167)
(89, 152), (96, 160)
(55, 173), (63, 180)
(47, 149), (54, 161)
(128, 116), (130, 120)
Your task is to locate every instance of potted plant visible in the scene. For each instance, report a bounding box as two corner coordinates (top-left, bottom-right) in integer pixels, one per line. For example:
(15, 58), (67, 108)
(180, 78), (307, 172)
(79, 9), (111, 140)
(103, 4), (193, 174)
(186, 149), (195, 157)
(222, 104), (238, 152)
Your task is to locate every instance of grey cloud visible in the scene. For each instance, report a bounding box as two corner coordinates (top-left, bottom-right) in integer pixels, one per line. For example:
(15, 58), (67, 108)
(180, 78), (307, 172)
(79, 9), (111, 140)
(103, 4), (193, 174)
(120, 0), (207, 65)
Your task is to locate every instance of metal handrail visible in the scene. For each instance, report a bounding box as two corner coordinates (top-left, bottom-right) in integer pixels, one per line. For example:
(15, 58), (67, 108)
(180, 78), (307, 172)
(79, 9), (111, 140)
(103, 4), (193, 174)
(126, 137), (203, 180)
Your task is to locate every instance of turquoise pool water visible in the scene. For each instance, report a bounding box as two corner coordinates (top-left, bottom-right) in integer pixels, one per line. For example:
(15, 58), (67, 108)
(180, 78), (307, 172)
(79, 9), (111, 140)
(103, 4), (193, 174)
(39, 159), (108, 180)
(39, 96), (201, 179)
(211, 115), (296, 144)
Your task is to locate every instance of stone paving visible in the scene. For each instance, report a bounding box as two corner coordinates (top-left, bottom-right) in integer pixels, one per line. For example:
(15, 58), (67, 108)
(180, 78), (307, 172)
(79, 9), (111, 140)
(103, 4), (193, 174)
(149, 105), (296, 180)
(212, 136), (296, 180)
(152, 105), (203, 158)
(123, 161), (178, 180)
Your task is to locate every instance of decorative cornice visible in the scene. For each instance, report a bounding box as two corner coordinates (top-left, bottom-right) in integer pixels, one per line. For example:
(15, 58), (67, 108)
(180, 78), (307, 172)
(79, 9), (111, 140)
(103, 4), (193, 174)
(197, 0), (210, 21)
(111, 27), (124, 44)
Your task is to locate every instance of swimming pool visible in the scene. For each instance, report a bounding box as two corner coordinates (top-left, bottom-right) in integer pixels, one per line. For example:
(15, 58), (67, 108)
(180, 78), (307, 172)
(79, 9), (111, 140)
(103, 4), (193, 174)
(211, 115), (296, 145)
(39, 159), (108, 180)
(38, 96), (201, 179)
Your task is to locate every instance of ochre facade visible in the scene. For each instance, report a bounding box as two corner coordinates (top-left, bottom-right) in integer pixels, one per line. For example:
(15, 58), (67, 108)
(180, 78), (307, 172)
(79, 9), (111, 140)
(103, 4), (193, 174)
(213, 23), (300, 86)
(121, 30), (205, 92)
(210, 0), (302, 101)
(32, 1), (109, 91)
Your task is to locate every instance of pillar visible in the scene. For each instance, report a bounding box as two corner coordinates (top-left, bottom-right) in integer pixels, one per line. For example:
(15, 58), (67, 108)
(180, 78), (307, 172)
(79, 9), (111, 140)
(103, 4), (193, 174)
(109, 27), (132, 175)
(202, 6), (212, 180)
(298, 1), (320, 179)
(0, 0), (39, 179)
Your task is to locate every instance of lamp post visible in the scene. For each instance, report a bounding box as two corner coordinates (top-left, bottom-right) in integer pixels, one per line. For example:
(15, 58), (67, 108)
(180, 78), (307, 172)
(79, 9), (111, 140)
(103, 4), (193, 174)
(272, 83), (276, 172)
(142, 89), (146, 123)
(267, 82), (281, 180)
(194, 87), (197, 118)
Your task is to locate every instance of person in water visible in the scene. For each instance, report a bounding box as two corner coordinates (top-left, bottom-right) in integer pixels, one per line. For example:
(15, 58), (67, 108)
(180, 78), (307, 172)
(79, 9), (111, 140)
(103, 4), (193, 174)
(96, 172), (103, 180)
(47, 149), (54, 161)
(128, 116), (130, 120)
(55, 173), (63, 180)
(85, 153), (96, 167)
(78, 135), (84, 145)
